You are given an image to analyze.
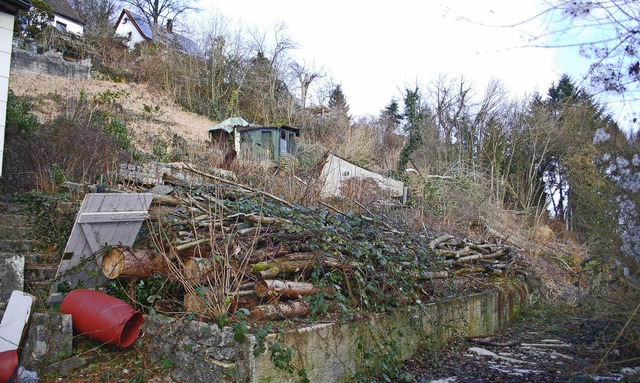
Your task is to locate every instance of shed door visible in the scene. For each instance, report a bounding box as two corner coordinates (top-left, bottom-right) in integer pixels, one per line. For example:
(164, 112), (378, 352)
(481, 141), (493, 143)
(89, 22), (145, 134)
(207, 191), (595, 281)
(261, 131), (273, 160)
(279, 130), (288, 155)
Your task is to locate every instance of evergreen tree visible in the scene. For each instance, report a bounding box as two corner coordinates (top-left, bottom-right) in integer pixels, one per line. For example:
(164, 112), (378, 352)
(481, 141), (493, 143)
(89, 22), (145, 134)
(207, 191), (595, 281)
(381, 98), (402, 126)
(538, 75), (621, 239)
(328, 84), (349, 114)
(398, 87), (425, 172)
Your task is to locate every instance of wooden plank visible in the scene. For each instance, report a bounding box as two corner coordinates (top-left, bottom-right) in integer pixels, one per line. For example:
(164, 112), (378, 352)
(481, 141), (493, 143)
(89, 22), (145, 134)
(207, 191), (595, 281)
(77, 211), (148, 224)
(0, 291), (34, 353)
(80, 223), (102, 254)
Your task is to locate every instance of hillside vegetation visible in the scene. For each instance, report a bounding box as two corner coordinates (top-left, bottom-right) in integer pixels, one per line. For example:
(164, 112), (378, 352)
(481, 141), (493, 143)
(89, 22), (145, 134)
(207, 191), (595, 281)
(3, 20), (640, 381)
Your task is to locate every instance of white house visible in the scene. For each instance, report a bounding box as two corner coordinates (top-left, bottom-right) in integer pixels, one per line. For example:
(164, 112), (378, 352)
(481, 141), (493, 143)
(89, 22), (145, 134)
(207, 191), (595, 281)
(114, 9), (150, 50)
(0, 0), (30, 177)
(114, 8), (201, 57)
(45, 0), (84, 35)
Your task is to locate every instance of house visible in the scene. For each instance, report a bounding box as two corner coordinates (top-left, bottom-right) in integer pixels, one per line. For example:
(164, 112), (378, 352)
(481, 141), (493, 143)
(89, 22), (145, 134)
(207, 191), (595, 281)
(208, 117), (300, 164)
(113, 8), (200, 57)
(44, 0), (84, 35)
(0, 0), (31, 177)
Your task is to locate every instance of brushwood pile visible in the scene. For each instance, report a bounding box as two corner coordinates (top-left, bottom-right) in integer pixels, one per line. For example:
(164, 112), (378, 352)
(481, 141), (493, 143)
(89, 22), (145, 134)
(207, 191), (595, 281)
(83, 164), (524, 323)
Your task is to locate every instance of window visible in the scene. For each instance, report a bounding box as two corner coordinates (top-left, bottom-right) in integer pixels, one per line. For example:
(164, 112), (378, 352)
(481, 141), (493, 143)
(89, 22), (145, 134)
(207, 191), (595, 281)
(126, 32), (132, 41)
(123, 17), (128, 24)
(55, 21), (67, 32)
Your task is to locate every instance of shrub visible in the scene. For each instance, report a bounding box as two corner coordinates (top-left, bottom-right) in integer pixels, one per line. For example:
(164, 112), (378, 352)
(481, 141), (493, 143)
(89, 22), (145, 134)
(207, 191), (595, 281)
(6, 91), (38, 134)
(1, 94), (131, 192)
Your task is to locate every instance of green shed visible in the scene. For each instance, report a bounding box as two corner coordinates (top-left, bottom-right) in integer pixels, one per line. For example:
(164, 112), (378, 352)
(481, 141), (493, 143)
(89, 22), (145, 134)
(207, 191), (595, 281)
(209, 118), (300, 163)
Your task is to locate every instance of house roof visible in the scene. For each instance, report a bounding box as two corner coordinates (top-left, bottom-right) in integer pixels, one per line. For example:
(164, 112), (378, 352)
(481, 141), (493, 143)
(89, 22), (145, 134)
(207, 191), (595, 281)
(45, 0), (85, 25)
(0, 0), (31, 14)
(115, 9), (201, 57)
(118, 9), (152, 40)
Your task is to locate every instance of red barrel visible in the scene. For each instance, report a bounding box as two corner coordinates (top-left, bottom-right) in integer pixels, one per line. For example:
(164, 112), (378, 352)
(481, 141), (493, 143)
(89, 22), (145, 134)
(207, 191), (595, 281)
(60, 289), (143, 348)
(0, 350), (18, 382)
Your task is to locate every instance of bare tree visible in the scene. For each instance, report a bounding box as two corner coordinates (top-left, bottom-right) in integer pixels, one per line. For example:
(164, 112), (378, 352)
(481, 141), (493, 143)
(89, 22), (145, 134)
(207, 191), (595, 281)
(538, 0), (639, 97)
(117, 0), (198, 38)
(290, 61), (322, 110)
(238, 22), (297, 123)
(70, 0), (117, 36)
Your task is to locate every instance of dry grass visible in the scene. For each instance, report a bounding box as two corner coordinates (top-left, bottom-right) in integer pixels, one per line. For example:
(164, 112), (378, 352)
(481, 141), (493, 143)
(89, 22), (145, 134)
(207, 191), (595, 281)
(332, 125), (378, 168)
(8, 72), (214, 154)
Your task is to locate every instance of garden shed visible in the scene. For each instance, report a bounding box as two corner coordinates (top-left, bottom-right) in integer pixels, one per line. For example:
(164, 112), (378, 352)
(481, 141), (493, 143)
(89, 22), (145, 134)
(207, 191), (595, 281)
(209, 117), (300, 164)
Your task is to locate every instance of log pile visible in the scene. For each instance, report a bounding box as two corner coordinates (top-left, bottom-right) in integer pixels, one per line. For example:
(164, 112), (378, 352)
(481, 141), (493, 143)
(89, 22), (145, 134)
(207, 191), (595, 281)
(95, 162), (523, 322)
(429, 234), (520, 277)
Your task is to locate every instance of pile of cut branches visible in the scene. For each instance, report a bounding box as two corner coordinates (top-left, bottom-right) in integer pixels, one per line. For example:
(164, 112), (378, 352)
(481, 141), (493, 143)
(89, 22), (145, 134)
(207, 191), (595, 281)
(94, 164), (523, 322)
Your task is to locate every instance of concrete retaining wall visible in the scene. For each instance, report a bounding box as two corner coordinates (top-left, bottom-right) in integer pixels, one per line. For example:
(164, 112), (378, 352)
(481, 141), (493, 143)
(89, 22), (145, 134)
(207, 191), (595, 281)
(236, 282), (528, 383)
(10, 49), (91, 79)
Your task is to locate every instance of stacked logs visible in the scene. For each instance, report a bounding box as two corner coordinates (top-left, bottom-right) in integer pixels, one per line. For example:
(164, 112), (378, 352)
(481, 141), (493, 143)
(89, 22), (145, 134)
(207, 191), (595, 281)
(428, 234), (520, 277)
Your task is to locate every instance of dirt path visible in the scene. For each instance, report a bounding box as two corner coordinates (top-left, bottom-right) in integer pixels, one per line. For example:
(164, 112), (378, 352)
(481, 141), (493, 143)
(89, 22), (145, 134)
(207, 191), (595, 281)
(393, 307), (639, 383)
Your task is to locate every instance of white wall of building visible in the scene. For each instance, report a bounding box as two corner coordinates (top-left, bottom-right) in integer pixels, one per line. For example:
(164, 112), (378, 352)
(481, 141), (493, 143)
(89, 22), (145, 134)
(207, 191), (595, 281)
(115, 17), (146, 50)
(0, 10), (15, 176)
(53, 14), (84, 35)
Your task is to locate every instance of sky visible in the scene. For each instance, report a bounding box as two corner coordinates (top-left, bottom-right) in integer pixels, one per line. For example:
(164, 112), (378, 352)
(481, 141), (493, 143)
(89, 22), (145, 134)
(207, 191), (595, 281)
(191, 0), (632, 125)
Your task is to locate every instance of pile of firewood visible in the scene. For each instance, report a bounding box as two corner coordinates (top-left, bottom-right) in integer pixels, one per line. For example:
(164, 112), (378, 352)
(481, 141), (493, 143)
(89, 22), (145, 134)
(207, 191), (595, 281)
(95, 163), (522, 321)
(429, 234), (520, 278)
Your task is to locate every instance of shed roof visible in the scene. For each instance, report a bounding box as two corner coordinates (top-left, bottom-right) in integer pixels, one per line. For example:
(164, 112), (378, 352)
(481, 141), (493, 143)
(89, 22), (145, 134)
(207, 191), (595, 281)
(208, 117), (250, 134)
(236, 125), (300, 134)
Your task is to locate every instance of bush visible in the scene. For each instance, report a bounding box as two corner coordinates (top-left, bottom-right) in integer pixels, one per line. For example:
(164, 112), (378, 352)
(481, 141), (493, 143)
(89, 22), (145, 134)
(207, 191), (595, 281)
(6, 91), (38, 134)
(1, 94), (131, 192)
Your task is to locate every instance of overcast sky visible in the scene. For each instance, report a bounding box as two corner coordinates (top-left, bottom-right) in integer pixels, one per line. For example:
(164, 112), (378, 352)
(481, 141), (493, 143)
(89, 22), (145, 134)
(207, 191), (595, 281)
(192, 0), (632, 125)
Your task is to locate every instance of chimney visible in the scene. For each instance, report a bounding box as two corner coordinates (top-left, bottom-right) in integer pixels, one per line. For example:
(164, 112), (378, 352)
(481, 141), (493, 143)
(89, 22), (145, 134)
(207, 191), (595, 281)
(166, 19), (173, 33)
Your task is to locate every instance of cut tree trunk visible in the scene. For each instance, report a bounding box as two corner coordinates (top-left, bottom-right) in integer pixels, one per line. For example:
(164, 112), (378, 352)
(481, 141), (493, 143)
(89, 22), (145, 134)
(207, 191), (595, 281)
(246, 246), (291, 262)
(169, 238), (212, 259)
(252, 260), (315, 279)
(102, 247), (169, 279)
(183, 257), (213, 284)
(250, 301), (310, 320)
(255, 279), (321, 298)
(152, 193), (182, 206)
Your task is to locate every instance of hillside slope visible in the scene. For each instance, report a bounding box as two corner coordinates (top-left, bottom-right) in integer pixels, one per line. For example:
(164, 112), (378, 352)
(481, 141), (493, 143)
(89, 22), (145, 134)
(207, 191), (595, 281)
(8, 72), (213, 152)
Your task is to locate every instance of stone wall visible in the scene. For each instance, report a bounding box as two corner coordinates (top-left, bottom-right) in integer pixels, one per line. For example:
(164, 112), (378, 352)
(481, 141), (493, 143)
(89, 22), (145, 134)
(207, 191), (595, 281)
(2, 282), (527, 381)
(143, 315), (238, 382)
(10, 48), (91, 79)
(0, 254), (23, 304)
(19, 312), (73, 373)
